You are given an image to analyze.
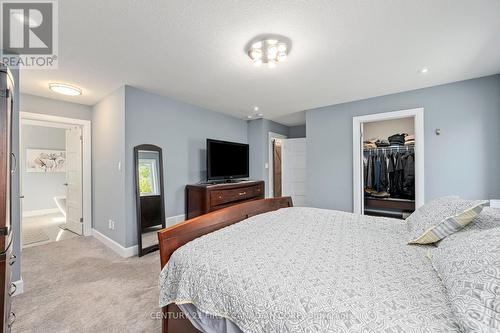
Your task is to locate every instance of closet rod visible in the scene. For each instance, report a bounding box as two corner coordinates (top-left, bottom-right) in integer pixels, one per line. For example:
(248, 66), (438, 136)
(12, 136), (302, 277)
(363, 146), (414, 152)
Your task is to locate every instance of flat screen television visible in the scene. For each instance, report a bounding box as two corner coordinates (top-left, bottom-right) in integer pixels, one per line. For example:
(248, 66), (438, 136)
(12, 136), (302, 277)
(207, 139), (249, 181)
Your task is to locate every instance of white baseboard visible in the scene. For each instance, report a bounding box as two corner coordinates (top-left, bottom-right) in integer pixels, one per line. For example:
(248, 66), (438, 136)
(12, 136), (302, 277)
(23, 208), (59, 218)
(92, 229), (138, 258)
(92, 214), (185, 258)
(12, 278), (23, 296)
(490, 199), (500, 208)
(166, 214), (185, 227)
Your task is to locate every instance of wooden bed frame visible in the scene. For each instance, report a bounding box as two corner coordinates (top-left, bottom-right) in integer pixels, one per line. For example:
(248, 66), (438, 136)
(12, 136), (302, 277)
(157, 197), (293, 333)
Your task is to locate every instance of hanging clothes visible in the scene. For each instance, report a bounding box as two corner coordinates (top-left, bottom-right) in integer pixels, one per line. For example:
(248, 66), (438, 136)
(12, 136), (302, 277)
(363, 147), (415, 200)
(366, 154), (374, 189)
(402, 152), (415, 198)
(387, 153), (396, 195)
(374, 155), (381, 192)
(379, 153), (388, 191)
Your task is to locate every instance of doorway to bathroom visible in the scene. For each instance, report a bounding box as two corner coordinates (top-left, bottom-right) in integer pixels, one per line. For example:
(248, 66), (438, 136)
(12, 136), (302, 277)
(19, 112), (92, 248)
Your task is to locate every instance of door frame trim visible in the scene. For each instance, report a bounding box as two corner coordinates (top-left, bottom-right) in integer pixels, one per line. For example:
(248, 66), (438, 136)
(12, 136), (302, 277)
(19, 111), (92, 236)
(352, 108), (425, 215)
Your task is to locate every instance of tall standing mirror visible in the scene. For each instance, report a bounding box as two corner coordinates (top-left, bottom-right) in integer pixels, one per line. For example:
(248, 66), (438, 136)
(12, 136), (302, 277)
(134, 144), (165, 256)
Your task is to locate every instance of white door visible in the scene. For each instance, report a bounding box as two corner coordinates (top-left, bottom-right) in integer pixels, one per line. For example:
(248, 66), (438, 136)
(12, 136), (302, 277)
(281, 138), (307, 206)
(64, 126), (83, 235)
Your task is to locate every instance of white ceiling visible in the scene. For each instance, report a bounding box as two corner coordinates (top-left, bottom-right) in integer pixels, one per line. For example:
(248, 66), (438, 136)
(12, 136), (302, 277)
(20, 0), (500, 126)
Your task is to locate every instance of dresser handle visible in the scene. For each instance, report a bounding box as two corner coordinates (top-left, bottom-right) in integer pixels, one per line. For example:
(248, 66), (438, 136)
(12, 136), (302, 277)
(238, 192), (246, 196)
(9, 254), (16, 266)
(7, 312), (15, 328)
(8, 283), (17, 297)
(10, 153), (16, 175)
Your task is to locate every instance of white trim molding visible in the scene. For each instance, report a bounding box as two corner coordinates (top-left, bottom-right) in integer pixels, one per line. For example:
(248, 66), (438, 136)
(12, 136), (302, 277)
(22, 208), (59, 218)
(20, 112), (92, 237)
(12, 278), (24, 296)
(166, 214), (185, 227)
(352, 108), (425, 214)
(92, 229), (138, 258)
(490, 200), (500, 209)
(92, 215), (185, 257)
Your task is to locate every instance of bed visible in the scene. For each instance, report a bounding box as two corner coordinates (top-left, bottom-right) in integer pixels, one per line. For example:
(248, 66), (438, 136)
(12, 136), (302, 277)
(157, 197), (499, 333)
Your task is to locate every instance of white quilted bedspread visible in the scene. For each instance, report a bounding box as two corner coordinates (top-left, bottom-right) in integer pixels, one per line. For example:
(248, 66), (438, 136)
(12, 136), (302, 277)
(159, 207), (459, 333)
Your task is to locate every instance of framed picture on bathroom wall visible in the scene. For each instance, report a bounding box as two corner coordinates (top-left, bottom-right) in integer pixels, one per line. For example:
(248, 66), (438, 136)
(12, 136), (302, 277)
(26, 149), (67, 173)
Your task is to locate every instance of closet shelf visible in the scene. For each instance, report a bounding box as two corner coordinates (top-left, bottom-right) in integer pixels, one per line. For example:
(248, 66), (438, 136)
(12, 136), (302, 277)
(365, 197), (415, 212)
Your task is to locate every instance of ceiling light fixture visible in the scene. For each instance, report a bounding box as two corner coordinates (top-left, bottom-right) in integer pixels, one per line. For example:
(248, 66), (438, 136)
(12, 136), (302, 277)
(254, 106), (259, 112)
(247, 36), (291, 68)
(246, 113), (264, 120)
(418, 68), (429, 74)
(49, 83), (82, 96)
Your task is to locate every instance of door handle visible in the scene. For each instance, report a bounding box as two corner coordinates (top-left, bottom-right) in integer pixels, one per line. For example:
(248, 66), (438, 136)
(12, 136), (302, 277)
(63, 183), (68, 186)
(20, 195), (24, 199)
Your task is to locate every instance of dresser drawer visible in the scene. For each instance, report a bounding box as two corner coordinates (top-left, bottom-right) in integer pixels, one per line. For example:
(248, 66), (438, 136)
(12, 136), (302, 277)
(211, 186), (259, 206)
(186, 180), (265, 219)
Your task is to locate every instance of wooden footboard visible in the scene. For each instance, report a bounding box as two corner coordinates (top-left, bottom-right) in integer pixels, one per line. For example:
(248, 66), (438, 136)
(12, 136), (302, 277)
(157, 197), (293, 333)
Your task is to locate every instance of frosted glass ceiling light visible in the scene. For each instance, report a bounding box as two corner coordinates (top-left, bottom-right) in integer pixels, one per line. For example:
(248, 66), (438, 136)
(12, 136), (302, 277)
(49, 83), (82, 96)
(247, 35), (291, 68)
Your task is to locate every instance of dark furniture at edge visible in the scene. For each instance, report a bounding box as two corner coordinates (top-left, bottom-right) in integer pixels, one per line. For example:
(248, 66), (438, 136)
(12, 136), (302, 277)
(0, 64), (16, 332)
(185, 180), (264, 219)
(157, 197), (293, 333)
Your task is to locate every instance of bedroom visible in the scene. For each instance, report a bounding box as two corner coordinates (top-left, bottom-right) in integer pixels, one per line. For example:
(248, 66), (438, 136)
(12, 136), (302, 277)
(0, 0), (499, 332)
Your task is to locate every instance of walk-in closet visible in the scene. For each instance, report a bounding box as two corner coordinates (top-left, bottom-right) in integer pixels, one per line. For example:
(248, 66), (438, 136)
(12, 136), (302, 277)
(362, 117), (416, 219)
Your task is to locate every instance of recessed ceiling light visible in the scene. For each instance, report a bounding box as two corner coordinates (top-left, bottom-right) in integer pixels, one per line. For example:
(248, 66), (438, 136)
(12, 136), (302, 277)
(418, 68), (429, 74)
(257, 113), (263, 117)
(49, 83), (82, 96)
(247, 36), (291, 68)
(254, 106), (259, 112)
(247, 115), (253, 119)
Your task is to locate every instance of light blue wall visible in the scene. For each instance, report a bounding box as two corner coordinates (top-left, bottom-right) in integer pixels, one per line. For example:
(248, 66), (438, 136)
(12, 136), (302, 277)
(91, 87), (127, 246)
(247, 118), (289, 197)
(20, 93), (92, 120)
(124, 86), (248, 247)
(247, 119), (265, 181)
(306, 74), (500, 212)
(21, 125), (66, 212)
(289, 125), (306, 138)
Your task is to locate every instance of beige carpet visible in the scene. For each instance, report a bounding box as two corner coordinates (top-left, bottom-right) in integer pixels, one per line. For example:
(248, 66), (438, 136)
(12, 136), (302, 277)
(22, 213), (78, 248)
(12, 237), (162, 332)
(22, 227), (50, 246)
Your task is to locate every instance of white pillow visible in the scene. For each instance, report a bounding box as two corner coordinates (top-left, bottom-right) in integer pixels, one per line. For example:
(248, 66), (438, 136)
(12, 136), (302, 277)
(430, 227), (500, 332)
(407, 197), (489, 244)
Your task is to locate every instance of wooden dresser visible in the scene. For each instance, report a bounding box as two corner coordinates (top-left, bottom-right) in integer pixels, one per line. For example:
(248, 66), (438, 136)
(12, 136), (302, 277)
(186, 180), (265, 219)
(0, 64), (15, 332)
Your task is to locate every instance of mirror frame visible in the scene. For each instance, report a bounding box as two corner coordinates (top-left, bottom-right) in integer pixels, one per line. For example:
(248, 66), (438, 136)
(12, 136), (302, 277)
(134, 144), (166, 257)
